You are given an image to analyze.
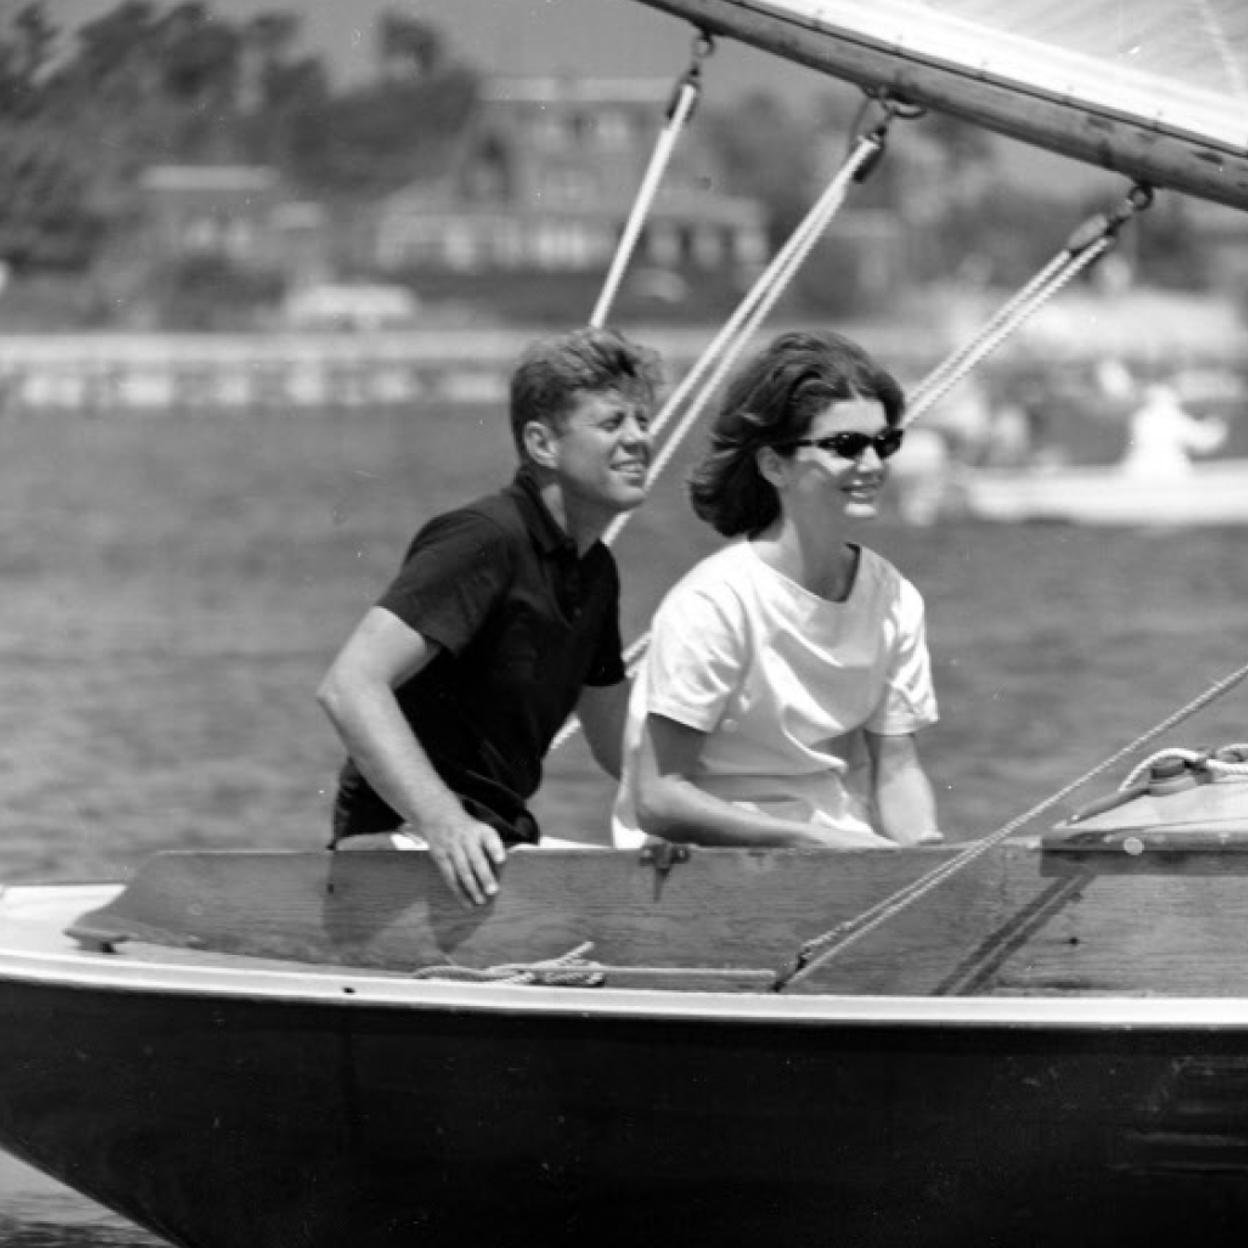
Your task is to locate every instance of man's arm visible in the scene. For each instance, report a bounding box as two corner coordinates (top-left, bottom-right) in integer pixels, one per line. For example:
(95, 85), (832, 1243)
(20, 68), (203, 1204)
(316, 606), (506, 906)
(636, 714), (896, 849)
(866, 731), (943, 847)
(575, 679), (632, 779)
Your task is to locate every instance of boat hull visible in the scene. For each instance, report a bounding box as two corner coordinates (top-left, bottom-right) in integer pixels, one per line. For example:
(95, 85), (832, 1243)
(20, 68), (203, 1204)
(4, 970), (1248, 1248)
(7, 832), (1248, 1244)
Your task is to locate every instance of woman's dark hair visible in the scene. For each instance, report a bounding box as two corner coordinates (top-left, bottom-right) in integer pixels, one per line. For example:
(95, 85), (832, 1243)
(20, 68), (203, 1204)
(509, 325), (662, 460)
(688, 330), (904, 536)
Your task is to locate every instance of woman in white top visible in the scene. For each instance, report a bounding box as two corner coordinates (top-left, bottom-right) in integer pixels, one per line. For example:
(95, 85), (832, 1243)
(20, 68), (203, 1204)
(613, 330), (941, 850)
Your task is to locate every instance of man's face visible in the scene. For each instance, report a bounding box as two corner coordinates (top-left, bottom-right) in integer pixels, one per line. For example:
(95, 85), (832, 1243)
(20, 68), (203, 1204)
(549, 386), (653, 515)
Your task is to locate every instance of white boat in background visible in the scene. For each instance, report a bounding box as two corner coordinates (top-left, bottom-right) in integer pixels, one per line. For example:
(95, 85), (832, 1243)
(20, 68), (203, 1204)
(2, 2), (1247, 1245)
(955, 457), (1248, 526)
(953, 378), (1247, 525)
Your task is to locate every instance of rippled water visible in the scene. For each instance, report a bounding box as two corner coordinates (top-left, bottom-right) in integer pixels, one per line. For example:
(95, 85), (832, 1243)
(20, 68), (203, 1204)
(4, 399), (1246, 1244)
(0, 1155), (159, 1246)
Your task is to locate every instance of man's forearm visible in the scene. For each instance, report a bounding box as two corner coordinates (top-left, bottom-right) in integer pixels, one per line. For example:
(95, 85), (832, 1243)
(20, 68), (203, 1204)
(321, 680), (462, 833)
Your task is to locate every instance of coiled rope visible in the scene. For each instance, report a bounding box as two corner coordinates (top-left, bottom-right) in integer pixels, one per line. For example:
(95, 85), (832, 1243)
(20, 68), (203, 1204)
(1119, 742), (1248, 790)
(411, 941), (605, 987)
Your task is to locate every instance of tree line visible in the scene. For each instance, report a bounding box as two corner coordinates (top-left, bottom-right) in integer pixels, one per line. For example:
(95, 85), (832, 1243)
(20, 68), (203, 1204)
(0, 1), (1213, 302)
(0, 1), (477, 272)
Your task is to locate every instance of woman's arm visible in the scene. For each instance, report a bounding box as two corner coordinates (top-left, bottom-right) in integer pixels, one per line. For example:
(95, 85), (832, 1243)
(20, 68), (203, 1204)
(866, 731), (942, 846)
(635, 713), (895, 849)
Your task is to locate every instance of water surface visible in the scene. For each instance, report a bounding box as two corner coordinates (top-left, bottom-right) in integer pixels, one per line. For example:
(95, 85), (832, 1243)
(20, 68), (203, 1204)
(4, 402), (1245, 1243)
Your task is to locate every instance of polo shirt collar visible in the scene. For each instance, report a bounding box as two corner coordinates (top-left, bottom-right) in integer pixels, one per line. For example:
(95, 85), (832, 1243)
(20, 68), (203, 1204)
(511, 465), (578, 557)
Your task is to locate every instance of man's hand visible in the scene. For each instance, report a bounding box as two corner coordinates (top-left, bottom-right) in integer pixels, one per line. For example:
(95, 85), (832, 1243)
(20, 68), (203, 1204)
(318, 611), (510, 907)
(422, 810), (508, 907)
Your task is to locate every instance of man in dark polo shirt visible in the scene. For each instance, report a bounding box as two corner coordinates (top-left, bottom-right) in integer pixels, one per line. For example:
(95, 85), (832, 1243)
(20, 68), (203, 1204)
(317, 326), (660, 906)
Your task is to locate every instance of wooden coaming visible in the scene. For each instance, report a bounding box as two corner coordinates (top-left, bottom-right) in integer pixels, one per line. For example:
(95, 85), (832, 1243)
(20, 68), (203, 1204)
(65, 840), (1248, 998)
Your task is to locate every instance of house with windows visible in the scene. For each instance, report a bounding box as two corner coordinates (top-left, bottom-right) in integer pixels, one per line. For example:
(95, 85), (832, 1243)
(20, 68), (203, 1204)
(138, 165), (329, 285)
(371, 77), (769, 280)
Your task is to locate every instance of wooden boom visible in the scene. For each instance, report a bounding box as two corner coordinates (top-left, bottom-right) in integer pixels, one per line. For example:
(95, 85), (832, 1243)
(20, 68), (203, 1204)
(632, 0), (1248, 212)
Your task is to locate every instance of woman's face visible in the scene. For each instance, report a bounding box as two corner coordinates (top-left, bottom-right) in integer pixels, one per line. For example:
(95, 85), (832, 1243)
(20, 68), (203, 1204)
(778, 397), (898, 521)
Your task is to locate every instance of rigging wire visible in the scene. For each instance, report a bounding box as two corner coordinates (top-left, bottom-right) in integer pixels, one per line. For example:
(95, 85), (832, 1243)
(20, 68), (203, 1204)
(776, 654), (1248, 993)
(562, 113), (1150, 754)
(596, 188), (1155, 720)
(905, 184), (1154, 425)
(600, 124), (888, 548)
(556, 51), (1227, 985)
(550, 96), (911, 754)
(589, 33), (714, 329)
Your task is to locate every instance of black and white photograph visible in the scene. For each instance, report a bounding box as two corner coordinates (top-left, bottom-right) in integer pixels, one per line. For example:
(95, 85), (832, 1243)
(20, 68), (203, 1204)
(2, 1), (1248, 1244)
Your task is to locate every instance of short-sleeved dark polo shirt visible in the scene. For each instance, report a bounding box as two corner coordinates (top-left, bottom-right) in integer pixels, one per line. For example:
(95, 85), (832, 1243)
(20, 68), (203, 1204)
(332, 467), (626, 845)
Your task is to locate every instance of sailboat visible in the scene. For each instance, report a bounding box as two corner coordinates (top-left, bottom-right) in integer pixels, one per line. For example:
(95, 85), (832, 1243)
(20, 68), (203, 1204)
(639, 0), (1248, 529)
(2, 3), (1248, 1246)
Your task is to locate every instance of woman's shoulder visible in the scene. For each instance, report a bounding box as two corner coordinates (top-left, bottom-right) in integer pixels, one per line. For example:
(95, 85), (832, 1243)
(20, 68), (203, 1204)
(655, 541), (757, 616)
(670, 539), (756, 590)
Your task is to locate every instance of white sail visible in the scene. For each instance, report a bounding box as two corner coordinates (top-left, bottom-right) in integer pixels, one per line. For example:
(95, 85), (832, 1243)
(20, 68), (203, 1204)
(630, 0), (1248, 210)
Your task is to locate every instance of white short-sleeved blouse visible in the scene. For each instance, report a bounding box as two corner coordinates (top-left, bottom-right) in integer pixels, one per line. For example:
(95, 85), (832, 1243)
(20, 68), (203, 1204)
(611, 540), (938, 847)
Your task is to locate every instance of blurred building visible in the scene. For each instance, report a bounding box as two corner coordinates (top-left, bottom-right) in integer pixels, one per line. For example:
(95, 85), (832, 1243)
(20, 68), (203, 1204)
(139, 165), (330, 286)
(370, 77), (768, 279)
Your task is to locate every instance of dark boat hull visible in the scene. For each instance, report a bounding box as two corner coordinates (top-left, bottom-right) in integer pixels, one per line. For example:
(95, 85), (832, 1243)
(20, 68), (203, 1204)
(3, 971), (1248, 1248)
(7, 831), (1248, 1246)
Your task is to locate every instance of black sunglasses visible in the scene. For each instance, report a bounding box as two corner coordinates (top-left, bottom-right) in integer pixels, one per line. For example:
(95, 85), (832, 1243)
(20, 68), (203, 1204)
(777, 428), (905, 461)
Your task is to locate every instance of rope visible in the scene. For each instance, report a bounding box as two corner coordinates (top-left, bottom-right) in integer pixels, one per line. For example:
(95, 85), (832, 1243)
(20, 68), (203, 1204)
(601, 130), (883, 550)
(568, 143), (1115, 743)
(905, 252), (1074, 419)
(550, 104), (906, 754)
(411, 941), (605, 987)
(590, 33), (714, 329)
(1119, 742), (1248, 791)
(904, 184), (1155, 427)
(776, 655), (1248, 992)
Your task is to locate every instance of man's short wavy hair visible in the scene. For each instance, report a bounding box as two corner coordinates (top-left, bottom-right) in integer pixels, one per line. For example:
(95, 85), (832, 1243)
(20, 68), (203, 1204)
(509, 326), (663, 460)
(688, 330), (904, 537)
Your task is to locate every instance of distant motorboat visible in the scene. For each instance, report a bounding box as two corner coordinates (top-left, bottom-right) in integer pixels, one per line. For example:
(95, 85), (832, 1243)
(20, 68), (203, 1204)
(955, 457), (1248, 526)
(950, 374), (1245, 526)
(3, 1), (1245, 1243)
